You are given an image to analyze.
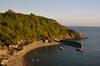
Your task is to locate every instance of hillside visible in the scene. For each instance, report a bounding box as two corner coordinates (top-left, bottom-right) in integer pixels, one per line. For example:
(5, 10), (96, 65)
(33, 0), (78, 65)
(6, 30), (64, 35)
(0, 10), (87, 47)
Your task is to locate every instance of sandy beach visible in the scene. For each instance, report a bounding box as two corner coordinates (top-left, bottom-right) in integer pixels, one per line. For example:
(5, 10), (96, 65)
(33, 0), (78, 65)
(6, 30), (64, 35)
(6, 41), (59, 66)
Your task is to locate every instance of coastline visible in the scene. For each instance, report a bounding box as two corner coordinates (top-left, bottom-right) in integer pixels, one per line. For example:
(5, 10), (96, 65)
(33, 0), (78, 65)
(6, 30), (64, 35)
(6, 41), (60, 66)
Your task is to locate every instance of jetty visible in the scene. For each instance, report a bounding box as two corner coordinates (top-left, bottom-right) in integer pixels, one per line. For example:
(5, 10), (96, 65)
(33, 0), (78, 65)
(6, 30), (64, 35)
(60, 40), (83, 51)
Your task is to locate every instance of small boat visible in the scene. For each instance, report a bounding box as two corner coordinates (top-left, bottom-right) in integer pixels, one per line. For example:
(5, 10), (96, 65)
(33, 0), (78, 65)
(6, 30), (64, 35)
(32, 58), (40, 62)
(59, 47), (64, 50)
(32, 58), (35, 62)
(36, 58), (40, 62)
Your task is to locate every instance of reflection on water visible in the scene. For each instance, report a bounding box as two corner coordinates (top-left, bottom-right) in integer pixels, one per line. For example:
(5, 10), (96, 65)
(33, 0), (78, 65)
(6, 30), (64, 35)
(25, 42), (84, 66)
(26, 27), (100, 66)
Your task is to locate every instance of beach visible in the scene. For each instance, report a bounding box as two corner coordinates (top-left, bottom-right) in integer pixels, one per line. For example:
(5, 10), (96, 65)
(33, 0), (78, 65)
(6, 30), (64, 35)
(6, 41), (59, 66)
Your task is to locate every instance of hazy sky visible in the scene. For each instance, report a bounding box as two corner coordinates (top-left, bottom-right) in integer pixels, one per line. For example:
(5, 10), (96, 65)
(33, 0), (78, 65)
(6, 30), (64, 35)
(0, 0), (100, 26)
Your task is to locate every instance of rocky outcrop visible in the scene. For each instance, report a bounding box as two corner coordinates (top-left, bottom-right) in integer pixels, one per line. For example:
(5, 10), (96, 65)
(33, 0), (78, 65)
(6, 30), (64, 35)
(65, 33), (88, 40)
(79, 33), (88, 39)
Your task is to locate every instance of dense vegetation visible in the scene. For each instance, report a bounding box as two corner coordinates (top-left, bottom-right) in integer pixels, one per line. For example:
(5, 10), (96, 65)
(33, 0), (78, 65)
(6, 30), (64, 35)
(0, 10), (83, 47)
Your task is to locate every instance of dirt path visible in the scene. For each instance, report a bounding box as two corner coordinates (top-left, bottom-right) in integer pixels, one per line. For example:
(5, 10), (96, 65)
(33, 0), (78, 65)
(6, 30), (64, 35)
(6, 41), (59, 66)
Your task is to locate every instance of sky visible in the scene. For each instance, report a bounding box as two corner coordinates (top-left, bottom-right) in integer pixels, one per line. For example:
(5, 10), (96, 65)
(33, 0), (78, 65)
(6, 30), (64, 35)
(0, 0), (100, 26)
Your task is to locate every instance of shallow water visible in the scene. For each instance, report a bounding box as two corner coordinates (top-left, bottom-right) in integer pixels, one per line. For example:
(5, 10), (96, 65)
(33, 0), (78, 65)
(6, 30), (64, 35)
(26, 27), (100, 66)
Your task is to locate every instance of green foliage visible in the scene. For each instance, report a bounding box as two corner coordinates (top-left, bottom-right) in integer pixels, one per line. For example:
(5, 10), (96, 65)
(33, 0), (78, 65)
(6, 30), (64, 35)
(0, 10), (81, 46)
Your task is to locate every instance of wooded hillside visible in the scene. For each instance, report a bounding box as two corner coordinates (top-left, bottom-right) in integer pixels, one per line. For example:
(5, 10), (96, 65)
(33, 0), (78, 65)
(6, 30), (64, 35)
(0, 10), (85, 46)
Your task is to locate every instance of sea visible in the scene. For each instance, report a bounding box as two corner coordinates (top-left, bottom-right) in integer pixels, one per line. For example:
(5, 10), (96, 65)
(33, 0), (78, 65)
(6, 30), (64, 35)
(25, 26), (100, 66)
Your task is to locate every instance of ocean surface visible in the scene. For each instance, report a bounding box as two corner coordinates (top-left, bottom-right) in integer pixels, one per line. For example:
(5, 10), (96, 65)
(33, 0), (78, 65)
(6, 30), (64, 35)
(25, 26), (100, 66)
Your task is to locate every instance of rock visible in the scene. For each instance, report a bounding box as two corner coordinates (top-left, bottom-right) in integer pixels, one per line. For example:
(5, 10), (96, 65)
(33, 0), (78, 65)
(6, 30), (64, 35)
(79, 33), (88, 39)
(76, 48), (83, 51)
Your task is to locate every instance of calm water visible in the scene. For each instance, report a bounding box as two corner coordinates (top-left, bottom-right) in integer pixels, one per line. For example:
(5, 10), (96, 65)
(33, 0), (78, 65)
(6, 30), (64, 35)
(25, 27), (100, 66)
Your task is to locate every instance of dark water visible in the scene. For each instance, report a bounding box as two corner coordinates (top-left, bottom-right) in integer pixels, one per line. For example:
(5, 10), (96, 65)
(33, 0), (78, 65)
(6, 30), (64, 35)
(25, 27), (100, 66)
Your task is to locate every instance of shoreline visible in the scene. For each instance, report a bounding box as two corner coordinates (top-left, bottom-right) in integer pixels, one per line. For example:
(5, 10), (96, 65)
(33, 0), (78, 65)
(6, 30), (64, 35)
(7, 41), (60, 66)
